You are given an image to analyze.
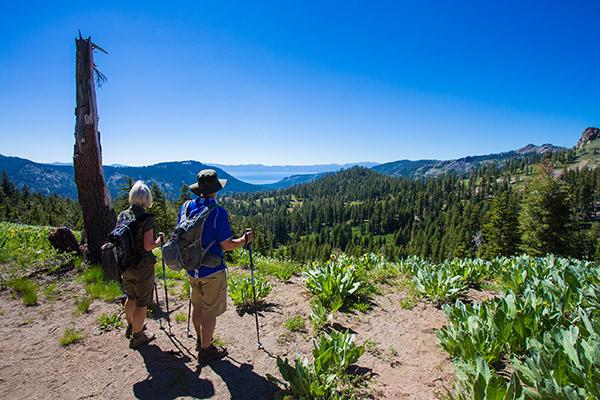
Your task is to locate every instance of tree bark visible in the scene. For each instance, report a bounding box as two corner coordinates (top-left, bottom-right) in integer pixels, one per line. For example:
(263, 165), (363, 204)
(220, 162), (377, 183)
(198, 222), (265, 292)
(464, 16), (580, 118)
(73, 36), (116, 263)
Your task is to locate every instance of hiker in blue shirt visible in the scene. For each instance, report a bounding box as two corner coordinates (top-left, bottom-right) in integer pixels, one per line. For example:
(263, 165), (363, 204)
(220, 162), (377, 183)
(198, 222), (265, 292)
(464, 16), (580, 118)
(180, 169), (254, 363)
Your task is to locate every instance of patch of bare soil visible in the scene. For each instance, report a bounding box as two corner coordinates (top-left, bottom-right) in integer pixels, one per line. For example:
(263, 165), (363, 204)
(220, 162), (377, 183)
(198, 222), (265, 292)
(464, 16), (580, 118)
(0, 273), (454, 399)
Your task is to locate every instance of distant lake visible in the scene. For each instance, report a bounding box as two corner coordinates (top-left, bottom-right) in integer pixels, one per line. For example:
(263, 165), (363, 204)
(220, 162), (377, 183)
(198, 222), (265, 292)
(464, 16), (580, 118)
(232, 172), (315, 184)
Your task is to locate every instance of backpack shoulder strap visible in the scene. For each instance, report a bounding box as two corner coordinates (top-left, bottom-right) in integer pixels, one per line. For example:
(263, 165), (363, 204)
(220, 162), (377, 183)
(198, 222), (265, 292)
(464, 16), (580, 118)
(180, 200), (193, 222)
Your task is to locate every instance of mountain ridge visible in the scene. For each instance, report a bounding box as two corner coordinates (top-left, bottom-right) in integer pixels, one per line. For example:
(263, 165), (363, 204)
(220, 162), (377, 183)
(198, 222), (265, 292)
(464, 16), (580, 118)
(1, 127), (597, 199)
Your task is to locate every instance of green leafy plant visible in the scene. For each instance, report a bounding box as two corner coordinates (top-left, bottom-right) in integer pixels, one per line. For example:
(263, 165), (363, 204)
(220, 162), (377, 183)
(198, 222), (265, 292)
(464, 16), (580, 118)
(75, 296), (92, 315)
(97, 313), (122, 332)
(0, 222), (81, 271)
(85, 281), (122, 301)
(513, 318), (600, 399)
(304, 258), (363, 312)
(449, 357), (524, 400)
(309, 298), (331, 334)
(285, 315), (306, 332)
(272, 330), (365, 399)
(43, 282), (58, 301)
(228, 273), (272, 308)
(59, 327), (84, 346)
(79, 265), (122, 301)
(412, 265), (467, 305)
(312, 330), (365, 375)
(174, 312), (187, 323)
(8, 278), (38, 306)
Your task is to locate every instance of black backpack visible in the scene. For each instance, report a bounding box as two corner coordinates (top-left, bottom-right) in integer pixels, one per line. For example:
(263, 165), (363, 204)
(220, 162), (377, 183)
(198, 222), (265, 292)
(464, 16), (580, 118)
(101, 212), (151, 281)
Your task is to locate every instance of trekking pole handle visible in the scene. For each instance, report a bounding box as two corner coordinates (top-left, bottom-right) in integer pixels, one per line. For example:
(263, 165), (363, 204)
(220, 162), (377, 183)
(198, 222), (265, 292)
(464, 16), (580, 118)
(243, 228), (253, 249)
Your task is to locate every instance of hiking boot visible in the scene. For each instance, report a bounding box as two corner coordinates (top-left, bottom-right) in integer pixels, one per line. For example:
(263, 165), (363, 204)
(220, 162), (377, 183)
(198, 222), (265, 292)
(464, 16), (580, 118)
(198, 344), (228, 364)
(125, 324), (146, 339)
(129, 332), (155, 349)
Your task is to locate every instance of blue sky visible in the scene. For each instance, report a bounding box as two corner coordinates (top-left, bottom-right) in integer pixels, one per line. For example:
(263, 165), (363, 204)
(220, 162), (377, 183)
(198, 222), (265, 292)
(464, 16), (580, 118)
(0, 1), (599, 166)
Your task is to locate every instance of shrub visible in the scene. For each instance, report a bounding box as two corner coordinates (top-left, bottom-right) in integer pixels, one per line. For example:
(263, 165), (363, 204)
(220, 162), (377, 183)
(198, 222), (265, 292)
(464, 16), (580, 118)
(0, 222), (81, 271)
(228, 273), (272, 308)
(97, 313), (122, 332)
(59, 327), (84, 346)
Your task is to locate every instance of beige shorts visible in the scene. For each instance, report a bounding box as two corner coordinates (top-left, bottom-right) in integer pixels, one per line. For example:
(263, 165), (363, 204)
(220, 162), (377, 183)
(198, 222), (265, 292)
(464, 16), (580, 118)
(189, 270), (228, 318)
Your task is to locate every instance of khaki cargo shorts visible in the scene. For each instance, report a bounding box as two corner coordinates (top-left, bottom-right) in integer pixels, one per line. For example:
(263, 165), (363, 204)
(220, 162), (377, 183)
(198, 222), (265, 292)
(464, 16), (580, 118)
(122, 256), (155, 307)
(189, 270), (228, 318)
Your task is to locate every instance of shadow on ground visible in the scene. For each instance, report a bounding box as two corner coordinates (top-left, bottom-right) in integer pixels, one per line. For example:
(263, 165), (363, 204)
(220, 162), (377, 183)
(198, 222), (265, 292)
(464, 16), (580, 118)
(208, 357), (277, 400)
(133, 344), (276, 399)
(133, 344), (214, 399)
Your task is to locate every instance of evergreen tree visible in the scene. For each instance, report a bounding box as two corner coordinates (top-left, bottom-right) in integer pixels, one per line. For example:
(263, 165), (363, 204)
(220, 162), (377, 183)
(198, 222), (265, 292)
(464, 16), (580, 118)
(149, 182), (173, 235)
(519, 171), (574, 256)
(112, 177), (134, 213)
(177, 183), (192, 208)
(479, 192), (520, 258)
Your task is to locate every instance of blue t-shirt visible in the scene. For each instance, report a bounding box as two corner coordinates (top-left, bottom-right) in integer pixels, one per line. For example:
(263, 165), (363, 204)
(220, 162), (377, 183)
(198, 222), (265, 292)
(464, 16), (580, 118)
(177, 197), (233, 278)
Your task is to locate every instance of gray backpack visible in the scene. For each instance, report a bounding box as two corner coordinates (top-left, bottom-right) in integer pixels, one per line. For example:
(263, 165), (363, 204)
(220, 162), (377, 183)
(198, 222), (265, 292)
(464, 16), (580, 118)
(162, 200), (223, 271)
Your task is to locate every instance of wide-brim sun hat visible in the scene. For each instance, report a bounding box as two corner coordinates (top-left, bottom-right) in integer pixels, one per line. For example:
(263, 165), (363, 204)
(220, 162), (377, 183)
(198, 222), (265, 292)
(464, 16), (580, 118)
(189, 169), (228, 196)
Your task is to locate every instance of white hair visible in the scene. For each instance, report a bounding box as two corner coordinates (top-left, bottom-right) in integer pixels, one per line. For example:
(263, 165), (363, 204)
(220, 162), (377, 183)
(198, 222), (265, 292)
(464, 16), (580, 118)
(128, 180), (153, 208)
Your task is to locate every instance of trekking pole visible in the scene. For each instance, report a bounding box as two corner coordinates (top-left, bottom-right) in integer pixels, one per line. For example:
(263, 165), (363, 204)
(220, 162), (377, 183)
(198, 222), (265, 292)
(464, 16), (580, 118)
(248, 243), (262, 349)
(160, 244), (172, 334)
(186, 283), (193, 338)
(154, 281), (164, 330)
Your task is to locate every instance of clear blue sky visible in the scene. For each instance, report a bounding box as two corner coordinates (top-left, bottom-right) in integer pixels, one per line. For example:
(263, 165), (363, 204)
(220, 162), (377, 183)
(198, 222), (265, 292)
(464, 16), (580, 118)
(1, 1), (599, 166)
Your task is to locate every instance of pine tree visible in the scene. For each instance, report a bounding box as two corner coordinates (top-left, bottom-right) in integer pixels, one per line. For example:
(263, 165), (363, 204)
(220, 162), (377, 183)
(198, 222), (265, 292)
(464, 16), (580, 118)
(149, 182), (172, 235)
(519, 170), (574, 256)
(177, 183), (192, 208)
(479, 192), (520, 258)
(112, 177), (134, 213)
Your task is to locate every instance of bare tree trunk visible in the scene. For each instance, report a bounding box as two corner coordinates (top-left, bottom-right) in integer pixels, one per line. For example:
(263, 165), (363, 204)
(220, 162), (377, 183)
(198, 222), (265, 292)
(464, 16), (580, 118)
(73, 35), (116, 263)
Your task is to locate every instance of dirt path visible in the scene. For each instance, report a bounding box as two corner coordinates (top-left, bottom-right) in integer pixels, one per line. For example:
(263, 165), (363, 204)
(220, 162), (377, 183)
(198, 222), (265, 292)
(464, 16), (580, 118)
(0, 274), (454, 399)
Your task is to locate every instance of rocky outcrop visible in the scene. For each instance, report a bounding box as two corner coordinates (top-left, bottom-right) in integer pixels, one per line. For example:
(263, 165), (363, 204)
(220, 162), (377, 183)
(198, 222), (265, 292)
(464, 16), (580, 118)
(575, 127), (600, 150)
(517, 143), (563, 154)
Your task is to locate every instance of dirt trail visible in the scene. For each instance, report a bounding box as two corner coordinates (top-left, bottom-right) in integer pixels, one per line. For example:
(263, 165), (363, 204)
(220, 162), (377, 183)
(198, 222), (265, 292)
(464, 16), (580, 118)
(0, 274), (454, 399)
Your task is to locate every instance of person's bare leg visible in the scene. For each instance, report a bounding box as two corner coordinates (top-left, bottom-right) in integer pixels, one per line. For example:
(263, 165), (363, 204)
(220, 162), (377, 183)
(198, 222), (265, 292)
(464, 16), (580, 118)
(192, 305), (203, 342)
(124, 298), (135, 325)
(132, 306), (147, 333)
(200, 315), (216, 349)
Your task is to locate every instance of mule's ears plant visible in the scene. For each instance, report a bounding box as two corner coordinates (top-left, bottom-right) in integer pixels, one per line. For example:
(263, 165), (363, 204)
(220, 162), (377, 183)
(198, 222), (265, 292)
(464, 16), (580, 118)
(312, 330), (365, 375)
(450, 357), (524, 400)
(412, 265), (467, 305)
(228, 273), (272, 308)
(309, 298), (332, 334)
(304, 259), (362, 312)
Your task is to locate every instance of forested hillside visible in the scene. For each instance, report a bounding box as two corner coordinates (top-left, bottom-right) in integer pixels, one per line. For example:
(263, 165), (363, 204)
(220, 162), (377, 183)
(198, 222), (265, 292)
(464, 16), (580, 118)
(2, 129), (600, 265)
(223, 146), (600, 263)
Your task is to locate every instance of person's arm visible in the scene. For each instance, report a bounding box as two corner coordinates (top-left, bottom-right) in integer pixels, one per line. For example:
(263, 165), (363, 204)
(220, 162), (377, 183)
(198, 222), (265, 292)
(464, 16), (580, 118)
(220, 230), (254, 251)
(143, 229), (164, 251)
